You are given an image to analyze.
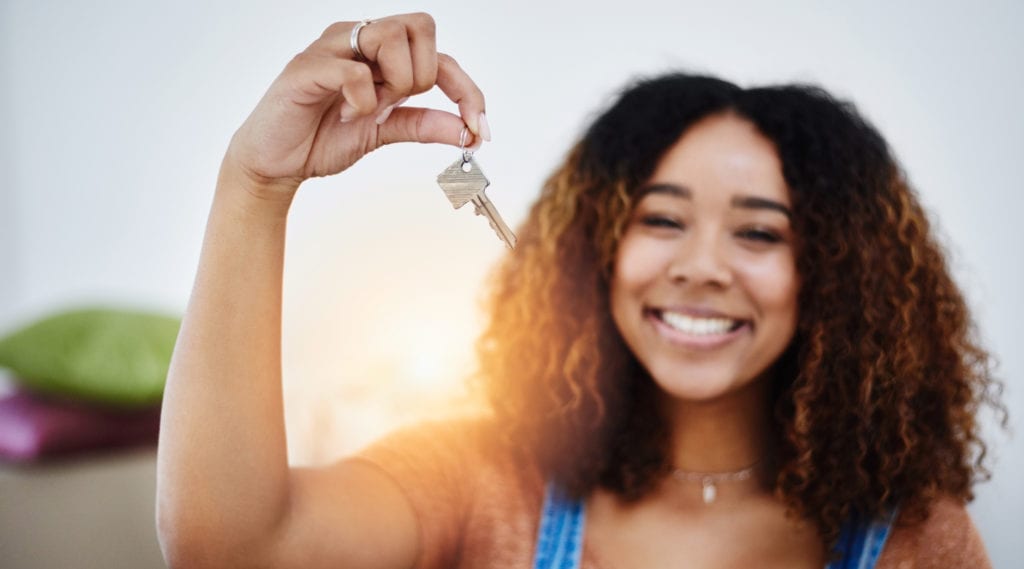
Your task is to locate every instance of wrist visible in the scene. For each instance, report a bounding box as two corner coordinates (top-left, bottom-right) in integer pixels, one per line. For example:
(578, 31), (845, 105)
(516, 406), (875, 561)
(217, 154), (299, 217)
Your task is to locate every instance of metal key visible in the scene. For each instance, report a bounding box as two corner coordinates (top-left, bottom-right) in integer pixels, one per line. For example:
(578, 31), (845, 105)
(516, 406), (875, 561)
(436, 151), (517, 250)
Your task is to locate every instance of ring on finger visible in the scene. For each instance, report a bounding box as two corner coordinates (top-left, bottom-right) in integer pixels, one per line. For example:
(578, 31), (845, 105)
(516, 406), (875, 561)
(350, 19), (373, 61)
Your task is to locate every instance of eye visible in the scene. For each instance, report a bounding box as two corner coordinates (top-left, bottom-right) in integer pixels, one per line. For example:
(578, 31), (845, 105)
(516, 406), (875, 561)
(737, 227), (783, 244)
(640, 215), (684, 230)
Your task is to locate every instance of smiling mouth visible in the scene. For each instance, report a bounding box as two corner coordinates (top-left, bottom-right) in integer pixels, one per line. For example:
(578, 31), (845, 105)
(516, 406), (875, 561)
(647, 308), (748, 336)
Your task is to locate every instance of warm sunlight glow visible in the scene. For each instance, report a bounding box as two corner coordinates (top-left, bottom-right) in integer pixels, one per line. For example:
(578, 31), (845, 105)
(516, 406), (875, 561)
(281, 182), (504, 466)
(402, 330), (456, 391)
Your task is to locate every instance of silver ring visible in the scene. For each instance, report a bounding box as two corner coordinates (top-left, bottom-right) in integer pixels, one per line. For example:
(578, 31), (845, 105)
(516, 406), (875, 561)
(350, 19), (372, 61)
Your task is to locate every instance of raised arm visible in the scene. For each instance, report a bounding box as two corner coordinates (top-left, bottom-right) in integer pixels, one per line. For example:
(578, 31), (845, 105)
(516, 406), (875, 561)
(155, 13), (487, 569)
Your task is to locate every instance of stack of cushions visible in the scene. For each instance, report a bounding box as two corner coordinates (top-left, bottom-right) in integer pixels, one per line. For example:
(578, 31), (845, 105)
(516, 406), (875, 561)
(0, 307), (180, 462)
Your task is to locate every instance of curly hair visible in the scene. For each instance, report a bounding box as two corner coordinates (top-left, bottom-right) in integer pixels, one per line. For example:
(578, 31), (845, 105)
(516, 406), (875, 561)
(473, 73), (1007, 551)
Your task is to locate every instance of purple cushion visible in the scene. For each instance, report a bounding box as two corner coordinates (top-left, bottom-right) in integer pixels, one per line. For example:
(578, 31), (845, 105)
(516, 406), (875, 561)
(0, 387), (160, 462)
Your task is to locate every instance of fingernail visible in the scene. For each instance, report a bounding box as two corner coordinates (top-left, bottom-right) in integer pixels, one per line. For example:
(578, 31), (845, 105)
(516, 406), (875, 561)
(339, 102), (359, 123)
(375, 104), (396, 124)
(478, 112), (492, 142)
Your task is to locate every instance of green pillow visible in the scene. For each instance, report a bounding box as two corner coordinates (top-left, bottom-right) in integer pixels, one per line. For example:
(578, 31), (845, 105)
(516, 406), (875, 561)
(0, 307), (181, 407)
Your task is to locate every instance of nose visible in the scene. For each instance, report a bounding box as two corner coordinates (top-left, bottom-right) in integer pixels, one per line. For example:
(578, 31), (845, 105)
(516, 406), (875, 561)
(667, 230), (733, 288)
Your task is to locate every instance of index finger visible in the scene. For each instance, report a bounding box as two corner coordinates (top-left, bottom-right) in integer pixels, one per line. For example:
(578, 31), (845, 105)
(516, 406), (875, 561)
(435, 53), (489, 140)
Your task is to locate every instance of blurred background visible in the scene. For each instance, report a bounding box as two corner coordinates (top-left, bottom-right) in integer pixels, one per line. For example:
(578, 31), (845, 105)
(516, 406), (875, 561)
(0, 0), (1020, 567)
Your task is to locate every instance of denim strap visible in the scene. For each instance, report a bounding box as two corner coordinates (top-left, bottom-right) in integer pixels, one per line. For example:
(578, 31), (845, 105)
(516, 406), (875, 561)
(532, 482), (586, 569)
(825, 507), (900, 569)
(532, 482), (898, 569)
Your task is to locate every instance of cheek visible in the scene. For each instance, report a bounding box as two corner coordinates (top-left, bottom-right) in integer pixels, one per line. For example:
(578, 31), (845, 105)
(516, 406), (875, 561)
(612, 235), (674, 290)
(611, 236), (671, 334)
(736, 255), (799, 316)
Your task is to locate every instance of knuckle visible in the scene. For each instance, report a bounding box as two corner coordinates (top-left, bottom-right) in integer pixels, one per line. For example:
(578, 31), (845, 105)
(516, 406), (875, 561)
(409, 12), (436, 34)
(412, 77), (434, 95)
(413, 106), (428, 139)
(343, 60), (372, 82)
(353, 63), (374, 82)
(437, 52), (461, 70)
(462, 87), (485, 109)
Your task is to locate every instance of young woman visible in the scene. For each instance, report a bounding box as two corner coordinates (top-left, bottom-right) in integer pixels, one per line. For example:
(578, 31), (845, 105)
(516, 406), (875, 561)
(156, 13), (1004, 569)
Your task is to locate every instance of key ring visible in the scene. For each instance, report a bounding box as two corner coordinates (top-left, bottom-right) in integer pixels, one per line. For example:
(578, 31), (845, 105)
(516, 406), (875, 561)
(459, 127), (473, 164)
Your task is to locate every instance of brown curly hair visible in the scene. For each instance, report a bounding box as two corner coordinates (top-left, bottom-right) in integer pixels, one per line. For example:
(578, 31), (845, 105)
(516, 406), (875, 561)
(473, 73), (1007, 551)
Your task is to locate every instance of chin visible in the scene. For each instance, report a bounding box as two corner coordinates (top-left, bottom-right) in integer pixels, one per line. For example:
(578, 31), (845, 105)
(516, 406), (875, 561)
(647, 363), (765, 405)
(651, 373), (739, 403)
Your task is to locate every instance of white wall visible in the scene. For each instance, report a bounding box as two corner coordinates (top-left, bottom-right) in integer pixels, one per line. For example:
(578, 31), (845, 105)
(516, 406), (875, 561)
(1, 0), (1021, 566)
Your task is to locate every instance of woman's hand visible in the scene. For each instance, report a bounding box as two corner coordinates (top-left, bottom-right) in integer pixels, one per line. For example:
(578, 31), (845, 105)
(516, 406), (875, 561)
(224, 12), (487, 198)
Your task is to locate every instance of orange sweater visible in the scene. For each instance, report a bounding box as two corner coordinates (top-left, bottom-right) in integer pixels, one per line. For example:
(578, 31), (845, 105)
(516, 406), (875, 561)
(356, 419), (991, 569)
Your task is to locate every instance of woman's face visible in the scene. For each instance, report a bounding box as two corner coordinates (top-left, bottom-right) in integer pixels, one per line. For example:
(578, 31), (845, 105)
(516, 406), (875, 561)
(610, 113), (799, 403)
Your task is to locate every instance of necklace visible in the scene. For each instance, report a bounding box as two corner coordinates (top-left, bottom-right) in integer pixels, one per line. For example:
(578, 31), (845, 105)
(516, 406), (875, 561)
(671, 461), (761, 504)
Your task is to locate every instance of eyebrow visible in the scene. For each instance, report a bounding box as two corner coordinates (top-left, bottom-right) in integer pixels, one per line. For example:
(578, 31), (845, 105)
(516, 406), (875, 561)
(637, 183), (793, 220)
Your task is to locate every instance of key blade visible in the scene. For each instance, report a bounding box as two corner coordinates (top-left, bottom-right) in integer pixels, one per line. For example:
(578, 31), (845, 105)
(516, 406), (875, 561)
(436, 157), (489, 209)
(471, 194), (517, 249)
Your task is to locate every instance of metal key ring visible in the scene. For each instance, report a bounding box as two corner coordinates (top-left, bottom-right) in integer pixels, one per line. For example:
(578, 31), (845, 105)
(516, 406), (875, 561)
(459, 126), (473, 163)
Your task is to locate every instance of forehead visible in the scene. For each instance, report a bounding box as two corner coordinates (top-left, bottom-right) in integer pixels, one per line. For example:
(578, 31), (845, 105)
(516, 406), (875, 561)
(645, 113), (790, 206)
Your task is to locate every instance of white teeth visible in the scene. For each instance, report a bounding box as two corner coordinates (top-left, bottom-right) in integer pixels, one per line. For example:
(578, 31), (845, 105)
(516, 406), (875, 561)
(659, 311), (737, 336)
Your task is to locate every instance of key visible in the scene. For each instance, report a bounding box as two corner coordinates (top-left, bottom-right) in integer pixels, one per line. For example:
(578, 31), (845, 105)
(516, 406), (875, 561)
(436, 136), (517, 249)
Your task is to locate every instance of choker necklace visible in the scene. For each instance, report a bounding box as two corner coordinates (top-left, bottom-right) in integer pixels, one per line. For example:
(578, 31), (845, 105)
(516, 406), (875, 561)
(671, 461), (761, 504)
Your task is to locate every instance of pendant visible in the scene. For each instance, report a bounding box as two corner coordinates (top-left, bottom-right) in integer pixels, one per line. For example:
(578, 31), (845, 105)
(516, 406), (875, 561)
(702, 478), (717, 504)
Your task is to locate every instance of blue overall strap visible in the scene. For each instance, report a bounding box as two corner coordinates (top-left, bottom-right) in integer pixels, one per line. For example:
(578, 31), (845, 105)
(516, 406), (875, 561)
(533, 482), (587, 569)
(533, 481), (897, 569)
(825, 507), (900, 569)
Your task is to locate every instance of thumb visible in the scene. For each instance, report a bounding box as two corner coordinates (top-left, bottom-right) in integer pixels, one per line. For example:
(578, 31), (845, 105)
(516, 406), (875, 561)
(377, 107), (482, 149)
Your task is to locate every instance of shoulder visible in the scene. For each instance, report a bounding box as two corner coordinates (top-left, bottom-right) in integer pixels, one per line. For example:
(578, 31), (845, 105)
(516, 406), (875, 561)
(352, 414), (545, 569)
(877, 495), (992, 569)
(353, 412), (545, 517)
